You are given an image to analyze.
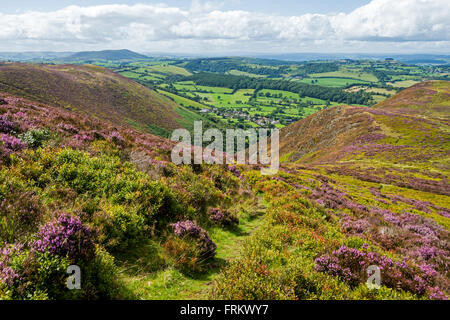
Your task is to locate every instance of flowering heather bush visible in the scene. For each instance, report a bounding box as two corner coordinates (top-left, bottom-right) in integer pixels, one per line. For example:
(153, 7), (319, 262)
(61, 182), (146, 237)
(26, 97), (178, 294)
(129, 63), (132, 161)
(0, 244), (21, 287)
(315, 246), (447, 299)
(340, 215), (371, 234)
(356, 133), (387, 144)
(171, 220), (216, 258)
(0, 114), (18, 134)
(32, 213), (95, 262)
(56, 122), (78, 134)
(64, 133), (94, 150)
(209, 208), (239, 227)
(0, 134), (27, 152)
(311, 182), (348, 210)
(437, 211), (450, 219)
(228, 165), (241, 177)
(109, 131), (125, 147)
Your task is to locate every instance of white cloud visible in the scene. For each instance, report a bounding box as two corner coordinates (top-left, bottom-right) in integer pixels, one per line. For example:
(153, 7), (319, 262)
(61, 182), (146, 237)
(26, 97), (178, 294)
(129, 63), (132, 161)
(0, 0), (449, 53)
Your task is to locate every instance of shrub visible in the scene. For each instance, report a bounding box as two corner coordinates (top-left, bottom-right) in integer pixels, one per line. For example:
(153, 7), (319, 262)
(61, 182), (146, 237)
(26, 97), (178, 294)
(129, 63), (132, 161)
(108, 131), (125, 147)
(0, 177), (44, 243)
(0, 245), (21, 288)
(1, 134), (27, 152)
(170, 220), (216, 258)
(0, 115), (17, 134)
(163, 237), (210, 273)
(212, 257), (295, 300)
(74, 246), (124, 299)
(315, 245), (447, 299)
(168, 166), (222, 214)
(93, 205), (145, 252)
(209, 207), (239, 228)
(19, 128), (50, 148)
(32, 213), (95, 263)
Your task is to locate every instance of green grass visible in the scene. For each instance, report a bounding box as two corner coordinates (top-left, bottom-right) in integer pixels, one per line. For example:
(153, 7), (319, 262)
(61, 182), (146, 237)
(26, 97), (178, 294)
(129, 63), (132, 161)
(157, 89), (208, 110)
(388, 80), (421, 88)
(299, 77), (372, 87)
(310, 69), (378, 82)
(117, 198), (268, 300)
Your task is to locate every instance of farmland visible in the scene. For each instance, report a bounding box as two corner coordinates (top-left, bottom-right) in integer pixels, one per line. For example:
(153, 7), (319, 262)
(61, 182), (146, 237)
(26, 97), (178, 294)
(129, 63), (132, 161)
(38, 55), (449, 131)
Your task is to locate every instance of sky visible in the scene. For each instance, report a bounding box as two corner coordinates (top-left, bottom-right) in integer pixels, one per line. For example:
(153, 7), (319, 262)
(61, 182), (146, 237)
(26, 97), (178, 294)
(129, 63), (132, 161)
(0, 0), (449, 54)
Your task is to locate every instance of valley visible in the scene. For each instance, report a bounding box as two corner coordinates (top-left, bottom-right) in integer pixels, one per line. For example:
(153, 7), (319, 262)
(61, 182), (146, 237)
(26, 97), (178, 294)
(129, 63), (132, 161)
(0, 50), (448, 301)
(82, 55), (449, 129)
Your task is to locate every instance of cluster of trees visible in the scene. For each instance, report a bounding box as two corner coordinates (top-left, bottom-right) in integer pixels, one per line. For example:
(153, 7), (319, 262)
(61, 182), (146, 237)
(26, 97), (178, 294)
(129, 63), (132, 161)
(184, 59), (340, 78)
(184, 59), (290, 77)
(187, 73), (372, 105)
(292, 62), (339, 77)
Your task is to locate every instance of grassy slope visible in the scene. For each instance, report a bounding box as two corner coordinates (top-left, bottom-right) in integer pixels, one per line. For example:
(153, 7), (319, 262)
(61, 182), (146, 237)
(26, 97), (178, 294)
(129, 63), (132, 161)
(0, 62), (185, 137)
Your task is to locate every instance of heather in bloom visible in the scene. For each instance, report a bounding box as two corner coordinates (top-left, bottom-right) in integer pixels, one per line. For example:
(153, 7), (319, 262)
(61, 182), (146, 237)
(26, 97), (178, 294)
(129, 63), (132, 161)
(1, 134), (27, 152)
(171, 220), (216, 258)
(228, 165), (241, 177)
(109, 131), (125, 146)
(315, 246), (447, 299)
(0, 244), (22, 287)
(0, 114), (18, 134)
(32, 213), (95, 262)
(209, 208), (239, 227)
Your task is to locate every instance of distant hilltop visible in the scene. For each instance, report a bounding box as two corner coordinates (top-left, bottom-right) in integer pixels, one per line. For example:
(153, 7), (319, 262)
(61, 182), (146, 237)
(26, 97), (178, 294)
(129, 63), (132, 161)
(63, 49), (149, 61)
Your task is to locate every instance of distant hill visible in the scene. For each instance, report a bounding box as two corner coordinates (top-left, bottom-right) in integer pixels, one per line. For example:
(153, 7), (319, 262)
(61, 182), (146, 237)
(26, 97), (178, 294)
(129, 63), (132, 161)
(0, 51), (73, 61)
(0, 62), (188, 136)
(64, 49), (149, 61)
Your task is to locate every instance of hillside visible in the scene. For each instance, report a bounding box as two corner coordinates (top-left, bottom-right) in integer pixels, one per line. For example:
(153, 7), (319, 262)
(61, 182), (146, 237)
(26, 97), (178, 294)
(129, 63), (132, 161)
(0, 62), (202, 136)
(279, 80), (450, 164)
(0, 91), (253, 299)
(0, 81), (448, 301)
(64, 49), (149, 61)
(213, 81), (449, 300)
(375, 80), (450, 119)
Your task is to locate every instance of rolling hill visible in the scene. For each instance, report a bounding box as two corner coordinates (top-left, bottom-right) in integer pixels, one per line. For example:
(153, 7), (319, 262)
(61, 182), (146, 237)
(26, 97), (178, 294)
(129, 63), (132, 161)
(63, 49), (149, 61)
(0, 62), (205, 136)
(279, 80), (450, 164)
(213, 81), (449, 300)
(0, 78), (448, 301)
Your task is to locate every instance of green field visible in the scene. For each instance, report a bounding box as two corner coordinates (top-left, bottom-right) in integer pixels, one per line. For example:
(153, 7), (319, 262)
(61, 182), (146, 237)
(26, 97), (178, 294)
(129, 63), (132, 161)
(87, 56), (449, 130)
(298, 77), (372, 87)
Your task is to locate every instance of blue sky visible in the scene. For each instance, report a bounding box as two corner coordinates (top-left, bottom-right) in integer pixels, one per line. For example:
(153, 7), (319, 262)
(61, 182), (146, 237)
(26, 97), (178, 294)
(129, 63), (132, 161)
(0, 0), (448, 54)
(3, 0), (370, 15)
